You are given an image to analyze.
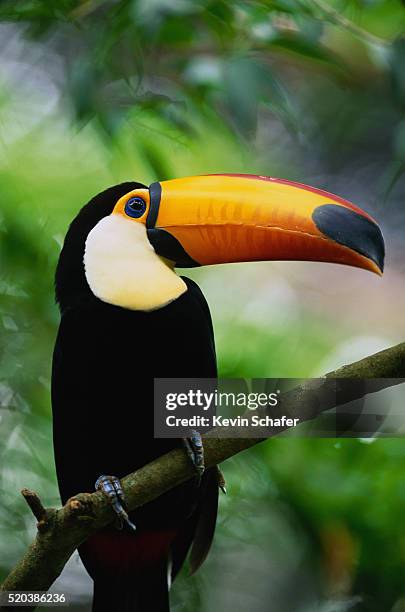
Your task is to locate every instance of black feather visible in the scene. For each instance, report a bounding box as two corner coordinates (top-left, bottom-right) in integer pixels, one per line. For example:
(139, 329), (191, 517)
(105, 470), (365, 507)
(52, 183), (219, 610)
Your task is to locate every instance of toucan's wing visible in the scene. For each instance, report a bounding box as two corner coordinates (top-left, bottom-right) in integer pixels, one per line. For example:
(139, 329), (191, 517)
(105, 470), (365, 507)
(170, 467), (219, 580)
(168, 278), (218, 580)
(188, 467), (219, 574)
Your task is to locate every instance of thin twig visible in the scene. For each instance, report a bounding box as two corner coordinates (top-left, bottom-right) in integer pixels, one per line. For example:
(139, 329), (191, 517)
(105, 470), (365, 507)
(21, 489), (49, 533)
(307, 0), (387, 47)
(21, 489), (47, 523)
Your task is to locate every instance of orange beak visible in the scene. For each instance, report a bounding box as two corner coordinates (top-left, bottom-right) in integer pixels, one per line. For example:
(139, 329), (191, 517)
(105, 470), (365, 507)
(143, 174), (385, 274)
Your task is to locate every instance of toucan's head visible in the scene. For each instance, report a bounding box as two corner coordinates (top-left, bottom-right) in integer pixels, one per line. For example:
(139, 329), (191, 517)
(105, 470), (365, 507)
(56, 174), (385, 312)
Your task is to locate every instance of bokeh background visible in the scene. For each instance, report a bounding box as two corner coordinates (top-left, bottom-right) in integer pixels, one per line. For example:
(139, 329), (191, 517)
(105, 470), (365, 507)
(1, 1), (405, 610)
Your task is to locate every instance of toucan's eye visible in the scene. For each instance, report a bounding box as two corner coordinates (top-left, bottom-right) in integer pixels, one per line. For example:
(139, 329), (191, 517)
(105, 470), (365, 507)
(124, 197), (147, 218)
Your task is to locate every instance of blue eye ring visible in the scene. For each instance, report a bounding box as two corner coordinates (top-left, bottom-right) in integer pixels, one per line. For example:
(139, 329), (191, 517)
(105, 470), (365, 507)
(124, 196), (147, 218)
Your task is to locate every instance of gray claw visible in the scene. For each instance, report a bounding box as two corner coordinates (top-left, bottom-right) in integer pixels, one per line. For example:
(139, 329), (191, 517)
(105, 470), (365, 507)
(183, 429), (205, 483)
(95, 475), (136, 531)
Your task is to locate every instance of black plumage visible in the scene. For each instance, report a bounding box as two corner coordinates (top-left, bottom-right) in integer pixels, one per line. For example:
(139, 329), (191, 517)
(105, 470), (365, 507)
(52, 184), (218, 611)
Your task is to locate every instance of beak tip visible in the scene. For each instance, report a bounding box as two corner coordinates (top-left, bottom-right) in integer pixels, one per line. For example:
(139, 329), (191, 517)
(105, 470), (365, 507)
(313, 204), (385, 277)
(375, 261), (384, 276)
(369, 261), (384, 277)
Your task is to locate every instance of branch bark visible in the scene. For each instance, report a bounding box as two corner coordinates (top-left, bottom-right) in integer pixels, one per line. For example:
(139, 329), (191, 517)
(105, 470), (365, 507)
(1, 342), (405, 610)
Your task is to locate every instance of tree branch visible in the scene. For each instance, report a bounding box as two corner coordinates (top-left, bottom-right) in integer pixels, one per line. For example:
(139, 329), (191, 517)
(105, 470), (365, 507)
(305, 0), (387, 47)
(1, 342), (405, 610)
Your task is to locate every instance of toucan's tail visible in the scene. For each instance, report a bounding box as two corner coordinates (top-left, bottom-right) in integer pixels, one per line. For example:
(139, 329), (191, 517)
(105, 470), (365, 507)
(92, 561), (170, 612)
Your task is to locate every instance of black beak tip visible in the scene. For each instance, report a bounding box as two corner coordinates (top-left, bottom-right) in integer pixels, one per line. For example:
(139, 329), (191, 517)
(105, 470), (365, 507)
(313, 204), (385, 274)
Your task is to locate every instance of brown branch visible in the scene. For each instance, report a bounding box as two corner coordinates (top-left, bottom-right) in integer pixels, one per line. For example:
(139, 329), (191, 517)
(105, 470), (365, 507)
(20, 490), (56, 534)
(21, 490), (47, 522)
(1, 342), (405, 610)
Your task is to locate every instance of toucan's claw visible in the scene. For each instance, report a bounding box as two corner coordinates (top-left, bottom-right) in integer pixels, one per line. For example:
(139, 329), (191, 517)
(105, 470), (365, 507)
(183, 429), (205, 485)
(95, 474), (136, 531)
(216, 466), (227, 494)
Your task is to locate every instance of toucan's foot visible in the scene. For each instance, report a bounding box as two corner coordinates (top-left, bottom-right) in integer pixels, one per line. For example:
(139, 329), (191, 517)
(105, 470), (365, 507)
(216, 465), (227, 494)
(183, 429), (205, 484)
(95, 475), (136, 531)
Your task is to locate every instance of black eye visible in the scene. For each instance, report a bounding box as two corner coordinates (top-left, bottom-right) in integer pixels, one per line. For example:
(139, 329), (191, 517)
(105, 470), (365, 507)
(124, 196), (147, 218)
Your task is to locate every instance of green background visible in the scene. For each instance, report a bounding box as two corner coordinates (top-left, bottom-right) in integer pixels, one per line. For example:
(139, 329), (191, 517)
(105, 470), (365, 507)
(0, 1), (405, 610)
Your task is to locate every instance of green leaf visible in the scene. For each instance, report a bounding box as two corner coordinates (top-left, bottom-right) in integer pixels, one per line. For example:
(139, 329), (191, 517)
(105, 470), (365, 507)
(389, 37), (405, 109)
(267, 34), (342, 68)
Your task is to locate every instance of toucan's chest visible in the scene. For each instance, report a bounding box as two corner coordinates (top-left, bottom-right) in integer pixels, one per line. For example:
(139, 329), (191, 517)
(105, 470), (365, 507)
(53, 278), (216, 381)
(51, 278), (216, 502)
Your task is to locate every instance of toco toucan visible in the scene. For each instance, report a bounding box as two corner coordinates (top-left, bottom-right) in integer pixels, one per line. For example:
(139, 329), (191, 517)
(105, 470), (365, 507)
(52, 173), (384, 611)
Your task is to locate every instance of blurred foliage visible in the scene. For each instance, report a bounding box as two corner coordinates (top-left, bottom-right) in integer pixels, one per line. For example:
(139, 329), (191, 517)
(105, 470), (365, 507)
(1, 1), (405, 611)
(1, 0), (405, 214)
(0, 0), (403, 140)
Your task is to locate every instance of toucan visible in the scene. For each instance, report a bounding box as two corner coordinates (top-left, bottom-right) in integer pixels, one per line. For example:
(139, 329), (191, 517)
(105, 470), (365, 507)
(52, 173), (384, 612)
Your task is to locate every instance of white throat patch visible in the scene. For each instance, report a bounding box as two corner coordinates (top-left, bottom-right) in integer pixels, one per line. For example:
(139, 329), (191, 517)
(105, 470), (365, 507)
(84, 215), (187, 311)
